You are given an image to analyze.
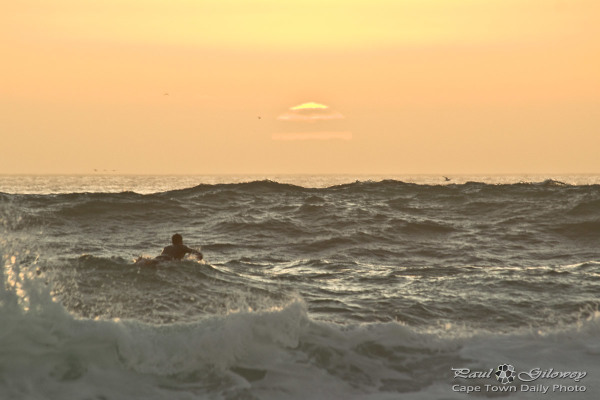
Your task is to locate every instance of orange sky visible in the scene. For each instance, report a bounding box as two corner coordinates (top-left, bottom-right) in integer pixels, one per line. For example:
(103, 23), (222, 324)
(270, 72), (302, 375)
(1, 0), (599, 174)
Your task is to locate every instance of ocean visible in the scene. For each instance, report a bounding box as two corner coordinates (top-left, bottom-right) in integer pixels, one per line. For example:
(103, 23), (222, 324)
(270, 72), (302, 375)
(1, 174), (599, 399)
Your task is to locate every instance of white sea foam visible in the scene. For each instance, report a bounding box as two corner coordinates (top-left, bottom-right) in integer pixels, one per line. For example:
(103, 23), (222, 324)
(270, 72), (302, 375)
(2, 263), (598, 400)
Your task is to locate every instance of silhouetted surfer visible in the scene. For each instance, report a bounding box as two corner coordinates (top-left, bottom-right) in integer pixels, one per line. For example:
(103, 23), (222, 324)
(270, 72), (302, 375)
(157, 233), (202, 261)
(136, 233), (202, 265)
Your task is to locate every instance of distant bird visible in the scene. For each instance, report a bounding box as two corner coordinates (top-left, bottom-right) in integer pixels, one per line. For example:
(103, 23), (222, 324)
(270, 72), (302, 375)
(443, 176), (451, 182)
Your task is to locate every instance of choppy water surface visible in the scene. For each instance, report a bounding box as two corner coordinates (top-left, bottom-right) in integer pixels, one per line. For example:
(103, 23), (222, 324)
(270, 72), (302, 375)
(1, 175), (599, 399)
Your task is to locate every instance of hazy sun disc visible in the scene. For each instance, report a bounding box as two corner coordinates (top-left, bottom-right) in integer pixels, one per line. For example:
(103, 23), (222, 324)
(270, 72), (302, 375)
(290, 102), (329, 110)
(277, 102), (344, 122)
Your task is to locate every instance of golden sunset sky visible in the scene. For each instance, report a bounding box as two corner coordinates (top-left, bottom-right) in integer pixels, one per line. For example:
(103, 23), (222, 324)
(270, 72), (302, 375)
(2, 0), (599, 174)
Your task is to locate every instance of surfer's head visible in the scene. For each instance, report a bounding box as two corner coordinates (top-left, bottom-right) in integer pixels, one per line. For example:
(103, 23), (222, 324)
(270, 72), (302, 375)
(172, 233), (183, 245)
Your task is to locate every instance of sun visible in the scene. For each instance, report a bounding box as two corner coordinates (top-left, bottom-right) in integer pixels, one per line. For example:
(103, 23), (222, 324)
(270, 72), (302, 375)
(290, 102), (329, 111)
(277, 101), (344, 122)
(273, 101), (351, 141)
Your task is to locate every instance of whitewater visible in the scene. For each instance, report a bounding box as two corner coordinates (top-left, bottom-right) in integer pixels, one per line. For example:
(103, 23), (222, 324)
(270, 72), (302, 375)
(1, 175), (599, 399)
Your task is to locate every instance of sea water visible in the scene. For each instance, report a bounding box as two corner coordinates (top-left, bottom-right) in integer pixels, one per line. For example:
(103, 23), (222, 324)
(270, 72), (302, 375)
(1, 175), (599, 399)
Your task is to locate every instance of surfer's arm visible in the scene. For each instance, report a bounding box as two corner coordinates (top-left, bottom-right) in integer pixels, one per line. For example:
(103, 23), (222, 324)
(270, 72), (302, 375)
(184, 246), (203, 260)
